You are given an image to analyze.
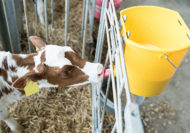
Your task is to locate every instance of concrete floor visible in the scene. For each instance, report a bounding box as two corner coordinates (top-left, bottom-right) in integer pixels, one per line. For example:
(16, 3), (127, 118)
(119, 0), (190, 132)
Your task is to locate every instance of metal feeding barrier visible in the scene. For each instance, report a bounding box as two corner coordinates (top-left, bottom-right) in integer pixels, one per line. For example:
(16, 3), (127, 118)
(23, 0), (56, 49)
(81, 0), (96, 58)
(0, 0), (22, 53)
(0, 0), (95, 56)
(92, 0), (144, 132)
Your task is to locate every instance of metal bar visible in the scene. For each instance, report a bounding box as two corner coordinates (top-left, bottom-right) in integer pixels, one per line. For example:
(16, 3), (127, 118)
(0, 0), (22, 53)
(11, 0), (22, 53)
(13, 0), (23, 35)
(82, 0), (89, 58)
(105, 20), (120, 133)
(100, 75), (111, 129)
(89, 0), (96, 44)
(115, 54), (123, 133)
(110, 0), (132, 103)
(34, 0), (38, 24)
(2, 0), (14, 53)
(98, 25), (106, 62)
(94, 0), (108, 63)
(65, 0), (70, 45)
(111, 123), (116, 133)
(119, 80), (125, 97)
(23, 0), (31, 53)
(81, 0), (86, 38)
(112, 37), (123, 133)
(92, 84), (98, 133)
(97, 83), (102, 130)
(51, 0), (54, 28)
(44, 0), (48, 42)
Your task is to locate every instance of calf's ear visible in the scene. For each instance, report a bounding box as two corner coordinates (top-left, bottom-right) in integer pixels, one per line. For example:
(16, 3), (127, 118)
(12, 71), (36, 91)
(29, 36), (47, 50)
(12, 65), (46, 91)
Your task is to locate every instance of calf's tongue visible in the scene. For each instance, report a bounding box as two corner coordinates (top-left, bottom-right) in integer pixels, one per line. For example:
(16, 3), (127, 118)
(103, 69), (110, 78)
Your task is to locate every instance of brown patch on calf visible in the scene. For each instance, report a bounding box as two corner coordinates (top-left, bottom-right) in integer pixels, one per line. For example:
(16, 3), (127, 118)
(40, 51), (46, 63)
(3, 57), (8, 70)
(0, 87), (13, 98)
(12, 76), (18, 83)
(0, 68), (8, 82)
(45, 65), (89, 86)
(10, 66), (16, 72)
(0, 67), (24, 94)
(65, 52), (86, 68)
(12, 53), (37, 71)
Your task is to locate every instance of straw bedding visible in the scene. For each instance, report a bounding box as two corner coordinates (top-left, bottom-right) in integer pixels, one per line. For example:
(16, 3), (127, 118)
(0, 0), (176, 132)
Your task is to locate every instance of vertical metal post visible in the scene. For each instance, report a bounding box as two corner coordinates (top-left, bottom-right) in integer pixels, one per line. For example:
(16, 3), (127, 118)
(94, 0), (108, 63)
(91, 0), (108, 132)
(65, 0), (70, 46)
(23, 0), (31, 53)
(34, 0), (38, 24)
(92, 84), (98, 132)
(82, 0), (89, 59)
(2, 0), (14, 52)
(100, 75), (111, 129)
(51, 0), (54, 28)
(81, 0), (86, 38)
(44, 0), (48, 42)
(0, 0), (22, 53)
(89, 0), (96, 44)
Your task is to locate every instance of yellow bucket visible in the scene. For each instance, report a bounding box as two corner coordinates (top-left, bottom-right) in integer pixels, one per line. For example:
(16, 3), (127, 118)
(120, 6), (190, 97)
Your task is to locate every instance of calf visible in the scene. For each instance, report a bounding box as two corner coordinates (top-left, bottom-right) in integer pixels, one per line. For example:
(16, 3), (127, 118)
(0, 36), (104, 133)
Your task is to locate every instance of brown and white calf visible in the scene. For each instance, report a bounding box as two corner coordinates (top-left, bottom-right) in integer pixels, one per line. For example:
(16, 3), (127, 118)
(0, 36), (104, 133)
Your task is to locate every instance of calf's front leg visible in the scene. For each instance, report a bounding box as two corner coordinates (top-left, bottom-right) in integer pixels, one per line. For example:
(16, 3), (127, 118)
(0, 106), (22, 133)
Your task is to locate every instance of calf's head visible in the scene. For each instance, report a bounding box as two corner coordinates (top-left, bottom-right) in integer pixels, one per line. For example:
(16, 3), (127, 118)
(12, 36), (104, 90)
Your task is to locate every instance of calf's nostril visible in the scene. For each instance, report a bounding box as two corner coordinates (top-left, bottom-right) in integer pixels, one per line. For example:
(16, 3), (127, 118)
(98, 73), (102, 77)
(97, 64), (104, 76)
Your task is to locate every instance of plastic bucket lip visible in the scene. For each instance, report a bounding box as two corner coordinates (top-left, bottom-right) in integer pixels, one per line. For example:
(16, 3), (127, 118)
(120, 5), (190, 53)
(124, 38), (190, 54)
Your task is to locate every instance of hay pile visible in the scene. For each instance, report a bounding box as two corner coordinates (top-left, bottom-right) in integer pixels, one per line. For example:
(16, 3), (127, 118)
(1, 86), (92, 133)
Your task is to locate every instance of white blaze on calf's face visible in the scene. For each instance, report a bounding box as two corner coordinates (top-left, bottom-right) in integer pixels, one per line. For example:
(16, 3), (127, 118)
(82, 62), (104, 83)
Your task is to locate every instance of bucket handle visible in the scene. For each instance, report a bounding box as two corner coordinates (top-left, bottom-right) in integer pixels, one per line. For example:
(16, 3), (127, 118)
(164, 54), (177, 69)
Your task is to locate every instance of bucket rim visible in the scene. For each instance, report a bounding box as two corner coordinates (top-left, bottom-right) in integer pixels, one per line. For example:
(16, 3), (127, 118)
(120, 5), (178, 15)
(124, 39), (190, 53)
(120, 5), (190, 53)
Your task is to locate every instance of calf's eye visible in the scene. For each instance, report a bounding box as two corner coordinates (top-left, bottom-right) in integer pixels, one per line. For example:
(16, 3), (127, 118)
(61, 65), (75, 77)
